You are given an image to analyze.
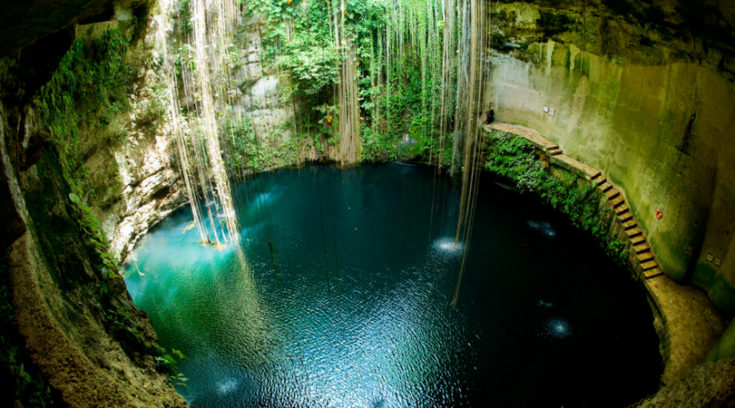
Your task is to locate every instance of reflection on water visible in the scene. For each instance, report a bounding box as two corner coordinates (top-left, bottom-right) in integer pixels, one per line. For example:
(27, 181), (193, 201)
(432, 237), (465, 255)
(527, 220), (557, 237)
(541, 318), (572, 340)
(124, 164), (661, 407)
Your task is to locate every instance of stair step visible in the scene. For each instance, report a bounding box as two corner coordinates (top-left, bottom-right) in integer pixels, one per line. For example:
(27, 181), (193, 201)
(615, 203), (630, 214)
(641, 260), (658, 271)
(605, 188), (621, 200)
(549, 150), (563, 156)
(631, 235), (646, 245)
(634, 243), (651, 254)
(598, 182), (613, 193)
(636, 251), (654, 263)
(643, 267), (664, 279)
(595, 177), (607, 186)
(625, 227), (643, 238)
(591, 173), (605, 182)
(622, 219), (638, 230)
(609, 195), (625, 208)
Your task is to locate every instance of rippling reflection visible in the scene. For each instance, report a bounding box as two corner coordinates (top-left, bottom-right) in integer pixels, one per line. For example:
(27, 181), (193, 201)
(124, 164), (661, 407)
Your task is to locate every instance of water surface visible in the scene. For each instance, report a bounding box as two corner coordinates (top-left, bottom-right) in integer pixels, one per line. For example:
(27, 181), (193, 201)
(124, 164), (661, 407)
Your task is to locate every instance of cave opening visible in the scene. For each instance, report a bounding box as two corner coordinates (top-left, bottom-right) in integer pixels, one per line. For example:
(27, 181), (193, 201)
(2, 0), (735, 406)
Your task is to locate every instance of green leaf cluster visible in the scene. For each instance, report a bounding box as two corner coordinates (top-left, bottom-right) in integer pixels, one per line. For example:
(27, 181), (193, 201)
(154, 347), (188, 386)
(276, 36), (340, 97)
(222, 117), (260, 170)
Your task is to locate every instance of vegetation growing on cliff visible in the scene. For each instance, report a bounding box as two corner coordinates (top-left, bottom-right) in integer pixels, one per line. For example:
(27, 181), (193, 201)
(241, 0), (456, 165)
(31, 29), (146, 293)
(26, 26), (186, 386)
(35, 30), (136, 192)
(484, 131), (629, 266)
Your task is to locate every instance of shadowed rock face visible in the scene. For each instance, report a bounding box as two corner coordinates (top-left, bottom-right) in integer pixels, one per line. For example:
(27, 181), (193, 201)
(636, 360), (735, 407)
(0, 0), (115, 58)
(490, 0), (735, 78)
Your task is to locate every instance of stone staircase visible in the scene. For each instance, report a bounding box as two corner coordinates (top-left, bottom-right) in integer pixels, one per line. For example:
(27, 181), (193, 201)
(484, 122), (663, 279)
(589, 172), (664, 279)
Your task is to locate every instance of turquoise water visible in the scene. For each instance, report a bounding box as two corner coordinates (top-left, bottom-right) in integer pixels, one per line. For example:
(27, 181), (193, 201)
(124, 164), (661, 407)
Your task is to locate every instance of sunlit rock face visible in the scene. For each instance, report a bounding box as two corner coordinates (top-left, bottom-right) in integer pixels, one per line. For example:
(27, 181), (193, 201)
(230, 25), (298, 164)
(486, 0), (735, 315)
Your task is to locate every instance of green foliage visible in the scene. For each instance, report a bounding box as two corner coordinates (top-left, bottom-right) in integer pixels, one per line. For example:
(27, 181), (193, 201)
(225, 0), (453, 166)
(360, 125), (398, 162)
(248, 0), (395, 157)
(135, 80), (168, 133)
(106, 302), (148, 349)
(174, 0), (459, 169)
(256, 0), (332, 65)
(68, 193), (118, 285)
(35, 29), (137, 194)
(33, 28), (140, 273)
(177, 0), (193, 37)
(276, 34), (340, 97)
(222, 117), (259, 170)
(485, 132), (629, 266)
(221, 116), (315, 173)
(155, 347), (188, 386)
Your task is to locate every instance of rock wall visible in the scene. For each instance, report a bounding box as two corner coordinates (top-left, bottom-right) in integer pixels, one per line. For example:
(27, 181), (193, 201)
(0, 103), (187, 405)
(225, 12), (350, 171)
(235, 19), (295, 146)
(80, 3), (328, 262)
(0, 0), (188, 405)
(79, 5), (302, 261)
(82, 52), (187, 261)
(485, 0), (735, 316)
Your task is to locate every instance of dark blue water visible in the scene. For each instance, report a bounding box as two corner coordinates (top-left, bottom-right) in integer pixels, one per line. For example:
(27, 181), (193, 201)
(123, 164), (661, 407)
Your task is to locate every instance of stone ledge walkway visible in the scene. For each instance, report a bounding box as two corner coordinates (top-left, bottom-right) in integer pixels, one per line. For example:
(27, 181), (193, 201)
(484, 122), (726, 385)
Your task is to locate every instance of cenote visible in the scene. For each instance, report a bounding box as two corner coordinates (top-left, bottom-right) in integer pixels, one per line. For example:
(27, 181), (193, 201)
(124, 163), (662, 407)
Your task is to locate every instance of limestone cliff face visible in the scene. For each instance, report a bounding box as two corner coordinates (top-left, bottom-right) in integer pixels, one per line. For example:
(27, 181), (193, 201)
(0, 88), (187, 407)
(221, 12), (335, 171)
(485, 0), (735, 315)
(82, 58), (186, 261)
(235, 16), (297, 157)
(0, 0), (187, 406)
